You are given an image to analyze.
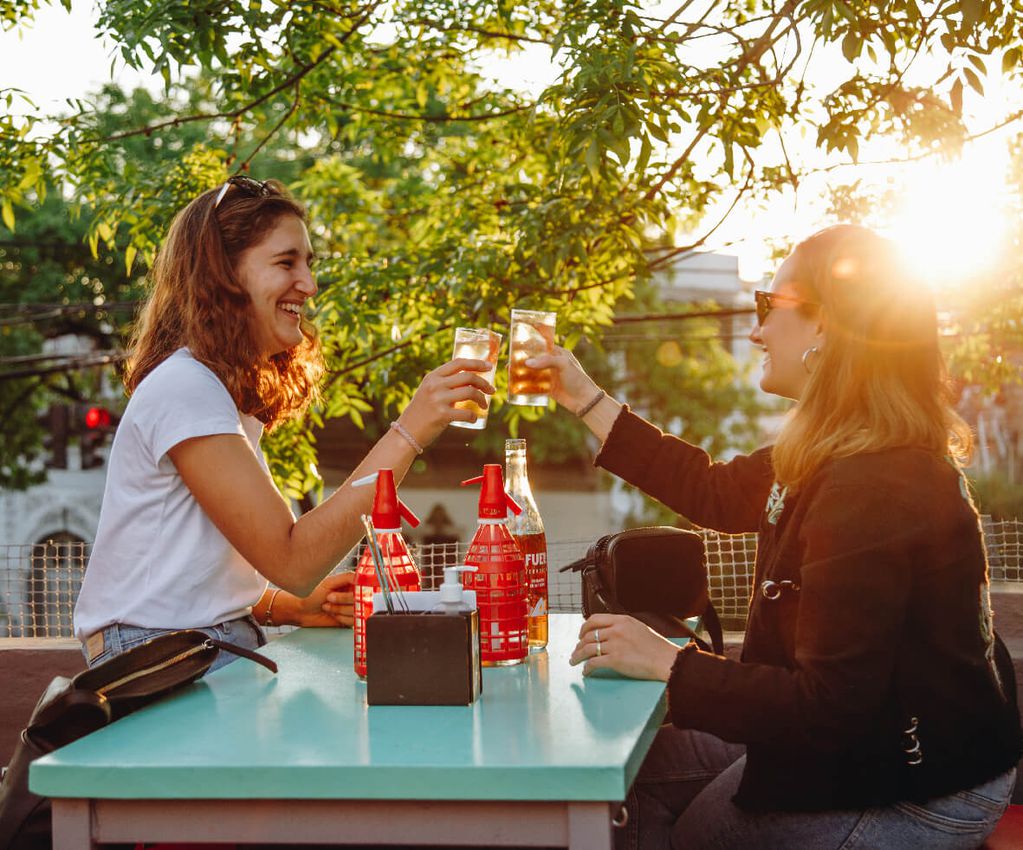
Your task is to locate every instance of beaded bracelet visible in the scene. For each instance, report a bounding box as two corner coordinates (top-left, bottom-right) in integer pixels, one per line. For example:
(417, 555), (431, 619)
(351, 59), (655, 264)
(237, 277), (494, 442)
(576, 389), (606, 418)
(264, 587), (282, 628)
(390, 420), (424, 455)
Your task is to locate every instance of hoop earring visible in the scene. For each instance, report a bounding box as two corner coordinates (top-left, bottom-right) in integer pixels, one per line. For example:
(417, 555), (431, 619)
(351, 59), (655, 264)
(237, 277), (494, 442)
(801, 346), (820, 374)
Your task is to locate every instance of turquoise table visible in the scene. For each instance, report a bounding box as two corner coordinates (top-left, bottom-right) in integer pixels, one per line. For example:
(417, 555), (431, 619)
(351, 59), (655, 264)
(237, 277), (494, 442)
(30, 614), (669, 849)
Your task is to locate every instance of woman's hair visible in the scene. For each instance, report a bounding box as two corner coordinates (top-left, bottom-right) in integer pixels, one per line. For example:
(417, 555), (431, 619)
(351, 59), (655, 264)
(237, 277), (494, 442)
(771, 224), (971, 488)
(125, 179), (323, 428)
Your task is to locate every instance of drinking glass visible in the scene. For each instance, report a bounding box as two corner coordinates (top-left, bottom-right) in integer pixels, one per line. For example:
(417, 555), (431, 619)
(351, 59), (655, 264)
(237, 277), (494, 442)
(451, 327), (502, 430)
(508, 309), (556, 406)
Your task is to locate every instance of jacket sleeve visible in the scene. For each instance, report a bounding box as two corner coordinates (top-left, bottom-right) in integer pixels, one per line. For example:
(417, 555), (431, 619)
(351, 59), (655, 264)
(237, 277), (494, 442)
(594, 406), (774, 533)
(666, 479), (919, 751)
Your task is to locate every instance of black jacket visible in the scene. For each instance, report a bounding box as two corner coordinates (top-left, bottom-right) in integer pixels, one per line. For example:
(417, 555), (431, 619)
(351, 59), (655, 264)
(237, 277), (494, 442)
(596, 407), (1022, 811)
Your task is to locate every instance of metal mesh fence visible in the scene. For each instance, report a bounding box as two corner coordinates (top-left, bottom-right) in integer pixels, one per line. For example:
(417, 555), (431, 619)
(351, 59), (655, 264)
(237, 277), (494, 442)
(984, 517), (1023, 583)
(3, 519), (1021, 639)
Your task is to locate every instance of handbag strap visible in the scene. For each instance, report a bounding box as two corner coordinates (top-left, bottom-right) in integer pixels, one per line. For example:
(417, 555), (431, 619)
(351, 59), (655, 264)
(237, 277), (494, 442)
(208, 639), (278, 673)
(699, 600), (724, 655)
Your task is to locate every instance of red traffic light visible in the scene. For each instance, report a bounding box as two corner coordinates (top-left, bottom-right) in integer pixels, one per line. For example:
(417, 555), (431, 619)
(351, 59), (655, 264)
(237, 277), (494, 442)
(84, 406), (112, 429)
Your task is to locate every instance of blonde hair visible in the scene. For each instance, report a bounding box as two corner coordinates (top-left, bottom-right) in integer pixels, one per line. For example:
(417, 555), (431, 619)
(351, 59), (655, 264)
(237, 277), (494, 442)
(771, 225), (971, 489)
(125, 179), (323, 428)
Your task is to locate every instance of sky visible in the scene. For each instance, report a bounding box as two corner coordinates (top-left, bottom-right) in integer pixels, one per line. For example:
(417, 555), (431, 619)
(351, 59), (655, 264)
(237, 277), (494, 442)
(2, 2), (1021, 285)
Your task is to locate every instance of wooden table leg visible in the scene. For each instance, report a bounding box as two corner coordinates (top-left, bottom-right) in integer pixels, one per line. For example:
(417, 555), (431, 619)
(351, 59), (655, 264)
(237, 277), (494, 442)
(567, 801), (613, 850)
(51, 799), (97, 849)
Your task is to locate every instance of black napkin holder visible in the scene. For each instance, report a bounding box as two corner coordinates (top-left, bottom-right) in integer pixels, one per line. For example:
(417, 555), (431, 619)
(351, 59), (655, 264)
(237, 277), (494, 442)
(366, 610), (482, 706)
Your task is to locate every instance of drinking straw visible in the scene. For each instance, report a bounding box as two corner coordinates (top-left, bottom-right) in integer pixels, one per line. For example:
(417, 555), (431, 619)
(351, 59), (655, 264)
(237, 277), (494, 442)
(379, 532), (412, 614)
(362, 515), (405, 613)
(360, 514), (395, 614)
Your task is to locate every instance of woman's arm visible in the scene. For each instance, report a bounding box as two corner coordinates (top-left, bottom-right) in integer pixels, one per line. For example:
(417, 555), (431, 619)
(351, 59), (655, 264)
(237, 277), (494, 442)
(252, 572), (355, 628)
(169, 358), (494, 597)
(663, 480), (919, 752)
(528, 346), (773, 532)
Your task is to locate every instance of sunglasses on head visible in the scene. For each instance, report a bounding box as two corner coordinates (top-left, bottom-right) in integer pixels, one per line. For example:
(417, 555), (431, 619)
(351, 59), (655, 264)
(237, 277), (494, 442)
(213, 175), (274, 209)
(754, 289), (820, 326)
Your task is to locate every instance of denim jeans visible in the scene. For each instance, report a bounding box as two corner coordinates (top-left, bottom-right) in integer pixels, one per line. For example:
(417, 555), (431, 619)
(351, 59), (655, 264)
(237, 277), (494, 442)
(83, 615), (266, 673)
(617, 725), (1016, 850)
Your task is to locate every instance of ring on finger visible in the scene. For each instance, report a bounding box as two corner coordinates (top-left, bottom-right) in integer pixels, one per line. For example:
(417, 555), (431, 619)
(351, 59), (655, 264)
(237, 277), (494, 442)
(595, 639), (603, 657)
(594, 628), (601, 643)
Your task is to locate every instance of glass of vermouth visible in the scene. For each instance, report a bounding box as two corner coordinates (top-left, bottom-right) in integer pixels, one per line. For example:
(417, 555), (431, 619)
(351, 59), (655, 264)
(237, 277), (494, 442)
(451, 327), (502, 430)
(508, 309), (556, 406)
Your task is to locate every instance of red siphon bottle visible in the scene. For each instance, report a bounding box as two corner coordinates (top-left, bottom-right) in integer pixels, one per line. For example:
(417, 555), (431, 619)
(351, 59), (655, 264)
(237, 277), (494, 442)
(504, 438), (548, 653)
(461, 464), (528, 666)
(351, 469), (421, 679)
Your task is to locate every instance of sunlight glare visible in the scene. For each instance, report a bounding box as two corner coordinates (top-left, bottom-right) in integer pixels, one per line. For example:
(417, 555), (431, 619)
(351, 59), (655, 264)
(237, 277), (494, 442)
(885, 148), (1009, 288)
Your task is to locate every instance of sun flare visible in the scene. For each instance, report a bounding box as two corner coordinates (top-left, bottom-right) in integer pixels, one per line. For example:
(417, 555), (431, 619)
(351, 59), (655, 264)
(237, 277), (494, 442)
(884, 147), (1010, 289)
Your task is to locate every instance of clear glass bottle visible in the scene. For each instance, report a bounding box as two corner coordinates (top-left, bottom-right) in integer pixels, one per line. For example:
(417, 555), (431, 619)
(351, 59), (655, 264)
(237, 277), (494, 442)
(504, 438), (548, 652)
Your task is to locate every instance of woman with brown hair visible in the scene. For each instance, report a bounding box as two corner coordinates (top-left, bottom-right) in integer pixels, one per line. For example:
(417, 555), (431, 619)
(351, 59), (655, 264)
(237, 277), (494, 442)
(531, 224), (1021, 848)
(74, 177), (492, 669)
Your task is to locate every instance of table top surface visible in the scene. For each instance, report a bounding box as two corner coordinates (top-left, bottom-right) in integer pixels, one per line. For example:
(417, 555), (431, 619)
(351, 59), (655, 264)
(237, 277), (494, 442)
(30, 614), (668, 802)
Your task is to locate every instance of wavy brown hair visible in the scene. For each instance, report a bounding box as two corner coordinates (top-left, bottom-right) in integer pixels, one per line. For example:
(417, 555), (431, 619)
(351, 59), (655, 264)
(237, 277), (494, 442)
(771, 224), (971, 489)
(125, 179), (323, 428)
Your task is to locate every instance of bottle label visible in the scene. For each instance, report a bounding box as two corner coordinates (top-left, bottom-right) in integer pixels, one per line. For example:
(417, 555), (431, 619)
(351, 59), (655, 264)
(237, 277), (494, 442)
(514, 531), (548, 616)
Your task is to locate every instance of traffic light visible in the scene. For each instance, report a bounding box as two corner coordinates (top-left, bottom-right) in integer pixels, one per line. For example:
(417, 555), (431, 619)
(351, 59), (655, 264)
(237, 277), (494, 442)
(78, 405), (118, 469)
(39, 404), (69, 469)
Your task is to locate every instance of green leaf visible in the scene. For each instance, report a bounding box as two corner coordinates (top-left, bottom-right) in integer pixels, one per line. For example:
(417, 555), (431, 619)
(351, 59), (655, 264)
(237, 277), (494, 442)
(1003, 48), (1021, 75)
(960, 0), (983, 30)
(950, 78), (963, 116)
(584, 138), (601, 180)
(842, 32), (861, 62)
(1, 199), (14, 232)
(125, 244), (137, 276)
(963, 67), (984, 95)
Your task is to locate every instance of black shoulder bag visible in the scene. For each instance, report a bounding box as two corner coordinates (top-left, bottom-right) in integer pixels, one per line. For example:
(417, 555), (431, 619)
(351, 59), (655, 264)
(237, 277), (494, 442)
(561, 526), (724, 654)
(0, 629), (277, 850)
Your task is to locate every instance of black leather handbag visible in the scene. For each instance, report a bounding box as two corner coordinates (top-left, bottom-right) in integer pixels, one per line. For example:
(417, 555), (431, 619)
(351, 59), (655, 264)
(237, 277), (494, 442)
(561, 526), (724, 654)
(0, 630), (277, 850)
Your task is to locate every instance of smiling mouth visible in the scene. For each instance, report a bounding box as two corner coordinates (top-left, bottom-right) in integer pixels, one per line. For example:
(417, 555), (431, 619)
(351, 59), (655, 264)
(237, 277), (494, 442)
(278, 302), (302, 318)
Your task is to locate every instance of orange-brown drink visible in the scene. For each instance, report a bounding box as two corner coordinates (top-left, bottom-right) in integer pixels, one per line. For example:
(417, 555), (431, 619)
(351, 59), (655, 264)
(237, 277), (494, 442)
(508, 309), (556, 406)
(451, 327), (502, 430)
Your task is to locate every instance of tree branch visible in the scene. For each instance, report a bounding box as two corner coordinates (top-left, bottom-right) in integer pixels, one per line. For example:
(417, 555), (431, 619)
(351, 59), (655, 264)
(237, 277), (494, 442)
(95, 2), (380, 145)
(641, 0), (800, 203)
(237, 85), (302, 171)
(396, 20), (551, 45)
(324, 322), (455, 388)
(322, 97), (532, 123)
(648, 159), (755, 272)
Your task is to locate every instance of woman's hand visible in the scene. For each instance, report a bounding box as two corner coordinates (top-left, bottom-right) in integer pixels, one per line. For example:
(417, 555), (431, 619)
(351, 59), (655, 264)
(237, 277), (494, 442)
(569, 614), (681, 681)
(397, 357), (496, 447)
(524, 345), (601, 414)
(296, 571), (355, 627)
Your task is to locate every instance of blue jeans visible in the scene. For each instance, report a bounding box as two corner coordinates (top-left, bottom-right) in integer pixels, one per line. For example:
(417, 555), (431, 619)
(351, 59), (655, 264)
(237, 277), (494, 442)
(83, 616), (266, 673)
(617, 726), (1015, 850)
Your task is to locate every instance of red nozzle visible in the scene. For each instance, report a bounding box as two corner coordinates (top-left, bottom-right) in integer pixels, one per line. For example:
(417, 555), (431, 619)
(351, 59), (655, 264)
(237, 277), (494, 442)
(399, 500), (420, 528)
(369, 468), (420, 529)
(461, 464), (521, 519)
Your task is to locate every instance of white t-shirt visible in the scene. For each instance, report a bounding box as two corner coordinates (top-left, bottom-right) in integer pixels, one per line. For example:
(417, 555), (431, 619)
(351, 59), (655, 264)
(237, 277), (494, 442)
(74, 348), (268, 641)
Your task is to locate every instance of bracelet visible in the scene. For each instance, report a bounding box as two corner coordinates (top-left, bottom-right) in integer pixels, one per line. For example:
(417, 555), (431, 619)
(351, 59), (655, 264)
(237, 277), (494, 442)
(264, 587), (282, 628)
(576, 389), (606, 418)
(390, 420), (424, 455)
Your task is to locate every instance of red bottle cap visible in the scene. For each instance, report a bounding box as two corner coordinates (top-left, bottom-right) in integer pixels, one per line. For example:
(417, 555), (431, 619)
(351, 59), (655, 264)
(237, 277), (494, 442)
(356, 469), (420, 529)
(461, 464), (522, 519)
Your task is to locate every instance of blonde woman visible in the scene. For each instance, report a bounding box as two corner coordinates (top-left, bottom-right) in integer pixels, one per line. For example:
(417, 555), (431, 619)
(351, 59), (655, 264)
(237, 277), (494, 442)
(532, 225), (1021, 849)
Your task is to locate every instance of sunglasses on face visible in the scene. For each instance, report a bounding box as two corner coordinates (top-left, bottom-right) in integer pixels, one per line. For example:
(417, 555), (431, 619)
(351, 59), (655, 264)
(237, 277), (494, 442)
(213, 175), (274, 209)
(754, 289), (820, 326)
